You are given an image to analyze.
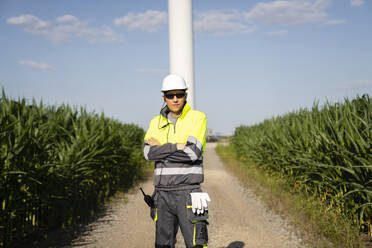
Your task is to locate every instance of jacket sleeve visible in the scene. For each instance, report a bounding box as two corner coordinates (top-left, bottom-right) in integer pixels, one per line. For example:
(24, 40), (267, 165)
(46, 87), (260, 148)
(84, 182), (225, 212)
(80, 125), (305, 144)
(143, 142), (177, 161)
(143, 117), (178, 161)
(165, 115), (207, 163)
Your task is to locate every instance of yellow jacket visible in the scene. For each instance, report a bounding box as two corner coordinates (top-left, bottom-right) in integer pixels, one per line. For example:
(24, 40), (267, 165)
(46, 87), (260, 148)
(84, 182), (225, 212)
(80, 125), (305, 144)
(143, 102), (207, 190)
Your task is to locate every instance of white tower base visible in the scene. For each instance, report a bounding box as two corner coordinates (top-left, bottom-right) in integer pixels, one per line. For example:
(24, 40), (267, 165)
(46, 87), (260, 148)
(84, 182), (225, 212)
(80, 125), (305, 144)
(168, 0), (195, 109)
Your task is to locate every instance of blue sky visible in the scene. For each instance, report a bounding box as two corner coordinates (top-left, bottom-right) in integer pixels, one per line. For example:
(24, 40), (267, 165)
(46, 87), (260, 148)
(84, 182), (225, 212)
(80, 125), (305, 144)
(1, 0), (371, 134)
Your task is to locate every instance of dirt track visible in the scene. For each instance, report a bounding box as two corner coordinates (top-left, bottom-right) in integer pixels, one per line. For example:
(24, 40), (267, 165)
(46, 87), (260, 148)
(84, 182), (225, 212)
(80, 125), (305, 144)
(70, 143), (304, 248)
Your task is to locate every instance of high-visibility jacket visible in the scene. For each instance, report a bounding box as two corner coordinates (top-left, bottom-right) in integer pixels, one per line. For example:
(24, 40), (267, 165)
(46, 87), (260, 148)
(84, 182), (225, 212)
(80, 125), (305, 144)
(143, 102), (207, 190)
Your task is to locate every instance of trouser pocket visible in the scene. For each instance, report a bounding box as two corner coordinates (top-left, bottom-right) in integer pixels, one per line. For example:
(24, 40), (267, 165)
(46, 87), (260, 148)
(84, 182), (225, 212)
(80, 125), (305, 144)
(193, 220), (208, 246)
(185, 189), (209, 246)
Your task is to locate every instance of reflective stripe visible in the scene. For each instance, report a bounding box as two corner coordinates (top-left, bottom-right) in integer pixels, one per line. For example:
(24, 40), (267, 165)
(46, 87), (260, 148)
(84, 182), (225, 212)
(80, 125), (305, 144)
(155, 167), (203, 175)
(143, 145), (150, 160)
(193, 224), (196, 246)
(187, 136), (203, 151)
(184, 146), (198, 161)
(154, 208), (158, 222)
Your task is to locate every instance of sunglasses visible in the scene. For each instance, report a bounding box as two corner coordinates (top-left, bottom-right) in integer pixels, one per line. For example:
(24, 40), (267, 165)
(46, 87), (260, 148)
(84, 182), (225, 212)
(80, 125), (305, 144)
(164, 92), (186, 99)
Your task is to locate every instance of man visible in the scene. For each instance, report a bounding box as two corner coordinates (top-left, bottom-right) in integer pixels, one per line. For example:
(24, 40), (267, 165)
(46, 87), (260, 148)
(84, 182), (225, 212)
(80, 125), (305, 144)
(143, 74), (210, 248)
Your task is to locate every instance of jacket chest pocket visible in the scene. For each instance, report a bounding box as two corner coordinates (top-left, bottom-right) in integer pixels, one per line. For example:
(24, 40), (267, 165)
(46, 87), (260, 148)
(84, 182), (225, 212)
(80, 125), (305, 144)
(156, 126), (172, 144)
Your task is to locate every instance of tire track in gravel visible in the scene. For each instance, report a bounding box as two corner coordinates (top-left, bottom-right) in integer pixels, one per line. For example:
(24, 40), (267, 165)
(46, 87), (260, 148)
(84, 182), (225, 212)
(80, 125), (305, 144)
(70, 143), (304, 248)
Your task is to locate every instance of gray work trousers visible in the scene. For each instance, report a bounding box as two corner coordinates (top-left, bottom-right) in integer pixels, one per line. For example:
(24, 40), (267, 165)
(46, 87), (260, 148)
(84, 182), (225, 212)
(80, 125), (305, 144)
(150, 188), (208, 248)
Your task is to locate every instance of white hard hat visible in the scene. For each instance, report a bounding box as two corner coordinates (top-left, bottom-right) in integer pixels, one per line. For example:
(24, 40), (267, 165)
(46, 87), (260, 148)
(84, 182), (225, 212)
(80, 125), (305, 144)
(161, 74), (188, 92)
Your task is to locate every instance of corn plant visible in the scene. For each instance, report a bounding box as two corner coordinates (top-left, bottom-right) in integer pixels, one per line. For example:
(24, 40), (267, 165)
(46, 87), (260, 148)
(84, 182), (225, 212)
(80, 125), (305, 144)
(0, 89), (146, 247)
(233, 94), (371, 229)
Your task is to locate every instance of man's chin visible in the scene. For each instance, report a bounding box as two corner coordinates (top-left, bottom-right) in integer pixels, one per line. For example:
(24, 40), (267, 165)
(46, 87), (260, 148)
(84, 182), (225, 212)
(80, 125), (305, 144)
(170, 108), (181, 114)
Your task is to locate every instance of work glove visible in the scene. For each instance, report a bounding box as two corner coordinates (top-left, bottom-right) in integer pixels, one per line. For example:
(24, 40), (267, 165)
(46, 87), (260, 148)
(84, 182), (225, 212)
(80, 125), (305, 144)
(190, 192), (211, 214)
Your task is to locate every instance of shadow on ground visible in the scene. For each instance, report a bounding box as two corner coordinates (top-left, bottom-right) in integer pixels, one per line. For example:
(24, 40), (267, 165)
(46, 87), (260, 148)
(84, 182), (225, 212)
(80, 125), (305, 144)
(226, 241), (245, 248)
(37, 208), (114, 248)
(20, 192), (129, 248)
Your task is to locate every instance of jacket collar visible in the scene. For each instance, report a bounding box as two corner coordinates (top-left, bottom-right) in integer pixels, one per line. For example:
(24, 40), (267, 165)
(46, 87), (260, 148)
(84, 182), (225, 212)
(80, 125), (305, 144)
(159, 101), (191, 127)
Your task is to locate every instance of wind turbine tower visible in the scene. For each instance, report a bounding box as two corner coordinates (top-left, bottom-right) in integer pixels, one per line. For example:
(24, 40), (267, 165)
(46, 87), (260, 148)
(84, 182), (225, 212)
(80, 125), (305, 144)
(168, 0), (195, 109)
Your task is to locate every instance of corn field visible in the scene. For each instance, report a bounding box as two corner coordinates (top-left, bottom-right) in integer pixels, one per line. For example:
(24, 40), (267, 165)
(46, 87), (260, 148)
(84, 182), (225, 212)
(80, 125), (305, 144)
(0, 90), (147, 247)
(233, 94), (371, 229)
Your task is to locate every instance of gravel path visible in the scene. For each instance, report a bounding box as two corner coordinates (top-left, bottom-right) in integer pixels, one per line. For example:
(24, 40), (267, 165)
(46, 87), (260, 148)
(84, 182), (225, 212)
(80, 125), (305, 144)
(70, 143), (304, 248)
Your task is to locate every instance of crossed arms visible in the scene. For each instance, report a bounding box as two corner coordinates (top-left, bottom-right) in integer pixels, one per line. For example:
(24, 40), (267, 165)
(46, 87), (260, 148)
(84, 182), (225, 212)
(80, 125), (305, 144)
(143, 136), (203, 163)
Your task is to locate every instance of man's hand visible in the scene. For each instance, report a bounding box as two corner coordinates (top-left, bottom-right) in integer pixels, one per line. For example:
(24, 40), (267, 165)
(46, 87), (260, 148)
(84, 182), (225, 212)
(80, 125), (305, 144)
(176, 143), (185, 150)
(148, 137), (161, 146)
